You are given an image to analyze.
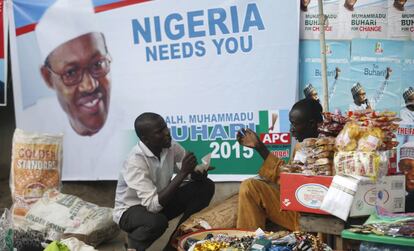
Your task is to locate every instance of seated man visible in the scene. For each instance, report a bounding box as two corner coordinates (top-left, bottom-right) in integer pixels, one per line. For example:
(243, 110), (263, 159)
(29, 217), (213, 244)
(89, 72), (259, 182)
(113, 112), (215, 251)
(236, 98), (323, 231)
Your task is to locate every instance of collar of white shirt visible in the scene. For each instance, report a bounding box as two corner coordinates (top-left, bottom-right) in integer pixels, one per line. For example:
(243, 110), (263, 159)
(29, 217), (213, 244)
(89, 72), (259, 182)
(138, 141), (155, 158)
(138, 141), (169, 159)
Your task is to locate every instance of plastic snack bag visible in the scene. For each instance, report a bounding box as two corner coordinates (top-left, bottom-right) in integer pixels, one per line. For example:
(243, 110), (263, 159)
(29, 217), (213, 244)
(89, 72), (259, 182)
(335, 122), (360, 151)
(194, 153), (212, 173)
(334, 151), (388, 180)
(0, 209), (13, 251)
(10, 129), (63, 217)
(357, 127), (384, 152)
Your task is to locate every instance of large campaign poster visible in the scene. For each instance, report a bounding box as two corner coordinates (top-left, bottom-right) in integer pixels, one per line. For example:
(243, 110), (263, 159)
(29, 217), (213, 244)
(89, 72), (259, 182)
(299, 0), (414, 40)
(9, 0), (300, 180)
(299, 40), (351, 113)
(300, 0), (341, 40)
(397, 41), (414, 171)
(388, 0), (414, 40)
(401, 41), (414, 122)
(337, 0), (388, 39)
(350, 39), (403, 112)
(0, 0), (6, 106)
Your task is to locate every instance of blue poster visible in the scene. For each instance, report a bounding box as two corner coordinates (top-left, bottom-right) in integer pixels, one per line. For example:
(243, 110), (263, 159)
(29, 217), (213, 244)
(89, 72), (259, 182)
(299, 40), (351, 113)
(349, 39), (403, 112)
(400, 41), (414, 123)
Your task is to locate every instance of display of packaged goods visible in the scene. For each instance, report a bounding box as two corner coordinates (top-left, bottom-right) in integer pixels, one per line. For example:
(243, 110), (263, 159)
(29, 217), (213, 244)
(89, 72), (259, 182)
(334, 151), (389, 180)
(318, 112), (349, 137)
(282, 137), (335, 176)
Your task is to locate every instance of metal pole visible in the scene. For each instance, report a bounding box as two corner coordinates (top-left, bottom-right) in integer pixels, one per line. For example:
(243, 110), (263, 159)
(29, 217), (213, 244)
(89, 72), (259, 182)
(318, 0), (329, 112)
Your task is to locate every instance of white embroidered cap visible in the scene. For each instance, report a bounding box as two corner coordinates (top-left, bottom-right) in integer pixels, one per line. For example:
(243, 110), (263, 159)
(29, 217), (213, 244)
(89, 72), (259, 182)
(400, 141), (414, 160)
(303, 83), (317, 98)
(403, 87), (414, 103)
(351, 82), (363, 96)
(35, 0), (100, 62)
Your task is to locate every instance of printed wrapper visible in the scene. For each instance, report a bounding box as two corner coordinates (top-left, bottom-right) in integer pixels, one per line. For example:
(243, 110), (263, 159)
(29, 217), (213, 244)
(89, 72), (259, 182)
(10, 129), (63, 217)
(194, 153), (212, 173)
(334, 151), (389, 180)
(335, 122), (360, 151)
(285, 137), (335, 176)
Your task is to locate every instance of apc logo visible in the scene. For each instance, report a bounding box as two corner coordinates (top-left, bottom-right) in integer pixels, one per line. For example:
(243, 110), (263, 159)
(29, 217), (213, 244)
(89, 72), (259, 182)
(260, 133), (291, 145)
(374, 41), (384, 54)
(325, 44), (332, 56)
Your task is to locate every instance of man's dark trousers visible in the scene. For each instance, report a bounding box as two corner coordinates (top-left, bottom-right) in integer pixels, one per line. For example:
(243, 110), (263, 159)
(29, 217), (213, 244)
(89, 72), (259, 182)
(119, 178), (215, 250)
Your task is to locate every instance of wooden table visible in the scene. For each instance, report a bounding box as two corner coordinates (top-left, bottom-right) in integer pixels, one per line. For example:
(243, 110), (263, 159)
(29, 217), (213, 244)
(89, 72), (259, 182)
(299, 213), (345, 249)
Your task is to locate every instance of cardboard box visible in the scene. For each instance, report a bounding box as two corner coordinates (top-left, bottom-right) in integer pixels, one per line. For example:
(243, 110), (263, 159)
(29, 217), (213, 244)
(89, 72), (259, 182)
(350, 175), (406, 217)
(280, 173), (333, 215)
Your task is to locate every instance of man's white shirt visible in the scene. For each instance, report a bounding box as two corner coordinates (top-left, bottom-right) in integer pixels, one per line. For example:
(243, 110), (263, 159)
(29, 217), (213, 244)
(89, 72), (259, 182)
(401, 107), (414, 123)
(113, 141), (186, 224)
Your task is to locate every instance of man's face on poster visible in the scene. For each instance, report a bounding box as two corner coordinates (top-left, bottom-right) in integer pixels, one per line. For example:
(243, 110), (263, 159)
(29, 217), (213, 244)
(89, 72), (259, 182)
(344, 0), (357, 10)
(346, 0), (357, 6)
(309, 90), (319, 102)
(354, 89), (367, 106)
(406, 95), (414, 111)
(41, 32), (111, 136)
(394, 0), (407, 11)
(399, 159), (414, 192)
(301, 0), (311, 11)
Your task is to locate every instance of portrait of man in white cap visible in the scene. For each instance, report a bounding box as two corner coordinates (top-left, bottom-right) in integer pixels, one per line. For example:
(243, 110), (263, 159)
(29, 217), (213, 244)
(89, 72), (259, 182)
(401, 87), (414, 123)
(36, 0), (111, 136)
(399, 141), (414, 212)
(393, 0), (408, 11)
(300, 0), (311, 12)
(349, 82), (372, 112)
(303, 83), (319, 102)
(343, 0), (357, 11)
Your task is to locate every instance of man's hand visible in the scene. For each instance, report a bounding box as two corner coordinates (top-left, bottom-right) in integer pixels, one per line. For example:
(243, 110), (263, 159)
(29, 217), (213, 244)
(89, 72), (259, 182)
(191, 166), (215, 181)
(237, 128), (260, 149)
(385, 67), (392, 80)
(238, 128), (270, 160)
(180, 152), (197, 175)
(365, 99), (373, 111)
(335, 67), (341, 80)
(268, 113), (278, 131)
(159, 152), (197, 207)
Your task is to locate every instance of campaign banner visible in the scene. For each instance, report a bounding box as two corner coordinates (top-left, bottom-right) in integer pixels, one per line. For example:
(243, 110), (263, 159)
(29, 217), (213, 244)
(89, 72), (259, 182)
(299, 40), (351, 113)
(337, 0), (388, 39)
(0, 0), (6, 106)
(349, 39), (403, 112)
(401, 41), (414, 123)
(300, 0), (341, 40)
(9, 0), (299, 180)
(161, 110), (292, 181)
(397, 41), (414, 171)
(388, 0), (414, 40)
(397, 124), (414, 173)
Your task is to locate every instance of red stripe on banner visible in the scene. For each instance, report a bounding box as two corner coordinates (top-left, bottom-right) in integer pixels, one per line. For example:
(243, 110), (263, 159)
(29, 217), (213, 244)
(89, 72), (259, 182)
(95, 0), (152, 13)
(16, 23), (37, 36)
(15, 0), (152, 36)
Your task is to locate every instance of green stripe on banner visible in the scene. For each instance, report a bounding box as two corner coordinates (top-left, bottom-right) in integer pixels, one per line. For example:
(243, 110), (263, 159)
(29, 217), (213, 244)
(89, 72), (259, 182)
(258, 110), (269, 133)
